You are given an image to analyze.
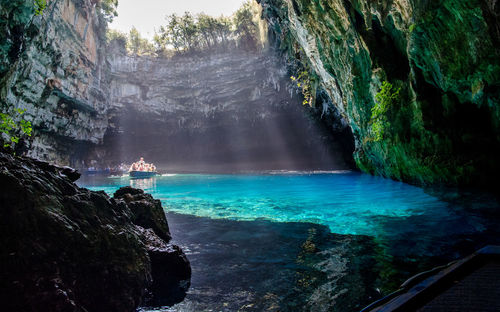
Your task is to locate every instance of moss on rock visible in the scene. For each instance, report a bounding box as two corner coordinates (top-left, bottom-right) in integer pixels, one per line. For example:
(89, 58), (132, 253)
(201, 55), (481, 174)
(258, 0), (500, 187)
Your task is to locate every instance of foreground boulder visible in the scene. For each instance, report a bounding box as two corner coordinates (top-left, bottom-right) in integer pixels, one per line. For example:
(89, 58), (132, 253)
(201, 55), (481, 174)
(114, 187), (192, 306)
(0, 151), (190, 311)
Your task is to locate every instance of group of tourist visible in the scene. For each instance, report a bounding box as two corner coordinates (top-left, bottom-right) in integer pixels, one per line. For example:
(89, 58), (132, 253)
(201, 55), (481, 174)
(129, 157), (157, 172)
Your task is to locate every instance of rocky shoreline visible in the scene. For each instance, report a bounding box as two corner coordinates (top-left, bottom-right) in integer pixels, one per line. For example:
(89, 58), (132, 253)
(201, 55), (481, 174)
(0, 150), (191, 311)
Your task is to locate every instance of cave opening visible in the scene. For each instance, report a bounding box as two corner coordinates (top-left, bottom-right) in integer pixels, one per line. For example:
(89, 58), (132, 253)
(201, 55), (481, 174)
(98, 50), (356, 173)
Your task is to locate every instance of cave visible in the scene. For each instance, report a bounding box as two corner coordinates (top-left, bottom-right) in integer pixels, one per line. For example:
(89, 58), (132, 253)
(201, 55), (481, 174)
(93, 50), (355, 173)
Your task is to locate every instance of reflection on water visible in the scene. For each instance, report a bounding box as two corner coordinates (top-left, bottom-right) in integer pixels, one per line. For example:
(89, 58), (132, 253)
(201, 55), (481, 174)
(77, 173), (500, 312)
(130, 177), (157, 192)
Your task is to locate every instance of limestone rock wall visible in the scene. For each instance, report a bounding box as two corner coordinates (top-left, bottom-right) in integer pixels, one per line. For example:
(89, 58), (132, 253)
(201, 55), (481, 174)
(0, 0), (109, 165)
(258, 0), (500, 186)
(104, 51), (353, 172)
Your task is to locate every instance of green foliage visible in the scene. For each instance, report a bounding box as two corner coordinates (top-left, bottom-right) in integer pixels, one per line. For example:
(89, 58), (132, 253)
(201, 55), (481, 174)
(152, 1), (260, 55)
(198, 13), (231, 49)
(233, 1), (259, 50)
(127, 27), (155, 55)
(97, 0), (118, 23)
(33, 0), (46, 16)
(291, 71), (315, 106)
(106, 28), (127, 50)
(106, 27), (153, 56)
(0, 108), (32, 150)
(370, 81), (400, 142)
(163, 12), (199, 52)
(107, 1), (261, 57)
(154, 12), (234, 54)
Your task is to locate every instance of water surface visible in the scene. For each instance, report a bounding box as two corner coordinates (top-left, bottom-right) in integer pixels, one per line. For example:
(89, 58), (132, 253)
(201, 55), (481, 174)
(78, 172), (500, 311)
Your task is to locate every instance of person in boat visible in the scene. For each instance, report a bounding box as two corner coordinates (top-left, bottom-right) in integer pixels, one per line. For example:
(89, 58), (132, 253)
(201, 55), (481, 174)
(129, 162), (138, 172)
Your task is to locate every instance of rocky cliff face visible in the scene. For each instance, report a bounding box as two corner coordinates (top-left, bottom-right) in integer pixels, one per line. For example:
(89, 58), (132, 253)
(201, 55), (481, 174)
(1, 0), (109, 165)
(1, 0), (354, 172)
(104, 51), (354, 172)
(5, 0), (497, 186)
(0, 150), (191, 311)
(258, 0), (500, 186)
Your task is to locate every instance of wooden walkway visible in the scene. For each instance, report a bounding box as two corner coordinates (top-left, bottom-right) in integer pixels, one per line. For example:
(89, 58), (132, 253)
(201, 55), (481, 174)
(362, 246), (500, 312)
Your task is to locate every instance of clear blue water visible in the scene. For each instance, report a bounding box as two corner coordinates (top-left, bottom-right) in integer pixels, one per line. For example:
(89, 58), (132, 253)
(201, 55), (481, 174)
(77, 172), (500, 311)
(79, 172), (486, 238)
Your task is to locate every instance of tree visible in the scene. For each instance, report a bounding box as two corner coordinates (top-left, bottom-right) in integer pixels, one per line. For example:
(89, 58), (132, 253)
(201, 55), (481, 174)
(162, 14), (184, 51)
(179, 12), (199, 52)
(156, 12), (201, 53)
(127, 27), (154, 55)
(214, 16), (232, 48)
(153, 27), (169, 55)
(233, 1), (259, 50)
(107, 29), (127, 51)
(97, 0), (118, 23)
(197, 13), (217, 49)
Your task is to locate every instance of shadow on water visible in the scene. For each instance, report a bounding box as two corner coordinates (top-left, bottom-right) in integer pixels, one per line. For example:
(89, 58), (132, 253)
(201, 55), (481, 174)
(140, 214), (381, 312)
(141, 198), (500, 312)
(364, 187), (500, 293)
(78, 175), (500, 311)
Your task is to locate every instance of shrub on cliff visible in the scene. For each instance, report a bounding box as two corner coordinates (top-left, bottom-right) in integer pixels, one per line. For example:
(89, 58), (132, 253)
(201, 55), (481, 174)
(0, 107), (32, 152)
(370, 81), (400, 142)
(33, 0), (46, 15)
(96, 0), (118, 22)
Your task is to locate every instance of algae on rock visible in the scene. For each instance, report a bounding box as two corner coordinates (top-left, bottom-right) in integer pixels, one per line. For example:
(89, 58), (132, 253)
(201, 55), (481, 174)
(258, 0), (500, 187)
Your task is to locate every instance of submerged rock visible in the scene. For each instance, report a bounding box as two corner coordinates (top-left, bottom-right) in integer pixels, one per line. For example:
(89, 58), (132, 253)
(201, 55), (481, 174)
(0, 150), (190, 311)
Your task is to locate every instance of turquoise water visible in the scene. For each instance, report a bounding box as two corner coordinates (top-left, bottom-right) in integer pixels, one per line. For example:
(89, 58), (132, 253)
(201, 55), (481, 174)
(78, 172), (500, 311)
(78, 172), (489, 240)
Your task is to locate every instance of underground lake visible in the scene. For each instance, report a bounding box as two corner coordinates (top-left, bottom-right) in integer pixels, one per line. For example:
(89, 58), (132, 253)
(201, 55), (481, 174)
(2, 0), (500, 310)
(78, 172), (500, 311)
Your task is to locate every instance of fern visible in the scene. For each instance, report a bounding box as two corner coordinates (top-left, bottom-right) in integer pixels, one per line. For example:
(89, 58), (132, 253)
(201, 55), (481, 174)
(33, 0), (47, 16)
(370, 81), (400, 142)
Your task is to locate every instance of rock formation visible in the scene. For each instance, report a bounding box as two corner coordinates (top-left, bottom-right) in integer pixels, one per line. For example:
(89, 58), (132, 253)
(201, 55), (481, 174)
(0, 150), (191, 311)
(1, 0), (353, 172)
(104, 51), (353, 171)
(258, 0), (500, 187)
(1, 0), (109, 164)
(3, 0), (499, 186)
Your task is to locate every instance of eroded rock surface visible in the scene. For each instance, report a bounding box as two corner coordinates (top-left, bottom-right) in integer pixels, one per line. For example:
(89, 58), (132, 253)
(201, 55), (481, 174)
(258, 0), (500, 187)
(0, 150), (191, 311)
(104, 51), (354, 172)
(1, 0), (109, 164)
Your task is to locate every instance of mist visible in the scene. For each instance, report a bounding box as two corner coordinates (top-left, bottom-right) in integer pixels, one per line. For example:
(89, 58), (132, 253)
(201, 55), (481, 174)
(92, 51), (354, 173)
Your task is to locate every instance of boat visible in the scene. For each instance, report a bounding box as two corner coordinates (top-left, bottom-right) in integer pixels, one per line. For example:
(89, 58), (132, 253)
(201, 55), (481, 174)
(128, 157), (158, 178)
(85, 167), (110, 175)
(129, 170), (157, 178)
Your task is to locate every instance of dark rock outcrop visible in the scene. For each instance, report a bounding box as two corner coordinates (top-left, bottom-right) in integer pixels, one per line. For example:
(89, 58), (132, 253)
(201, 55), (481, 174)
(114, 186), (171, 242)
(0, 150), (191, 311)
(138, 227), (191, 307)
